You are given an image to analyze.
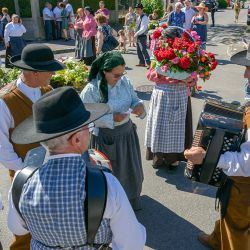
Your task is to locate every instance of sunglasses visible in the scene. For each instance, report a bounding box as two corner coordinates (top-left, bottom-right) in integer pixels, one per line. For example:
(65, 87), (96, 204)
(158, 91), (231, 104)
(67, 123), (95, 141)
(110, 70), (127, 79)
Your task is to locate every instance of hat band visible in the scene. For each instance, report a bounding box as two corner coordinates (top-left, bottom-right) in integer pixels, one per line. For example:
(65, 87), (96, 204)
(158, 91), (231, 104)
(22, 59), (57, 66)
(36, 105), (90, 134)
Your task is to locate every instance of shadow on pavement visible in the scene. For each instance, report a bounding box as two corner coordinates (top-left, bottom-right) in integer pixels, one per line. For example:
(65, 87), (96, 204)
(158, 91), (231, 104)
(136, 195), (209, 250)
(217, 59), (233, 65)
(192, 90), (223, 101)
(135, 85), (154, 101)
(155, 162), (217, 199)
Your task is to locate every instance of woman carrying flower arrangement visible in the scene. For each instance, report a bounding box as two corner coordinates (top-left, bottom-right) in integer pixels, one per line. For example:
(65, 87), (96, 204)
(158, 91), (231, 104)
(145, 26), (217, 169)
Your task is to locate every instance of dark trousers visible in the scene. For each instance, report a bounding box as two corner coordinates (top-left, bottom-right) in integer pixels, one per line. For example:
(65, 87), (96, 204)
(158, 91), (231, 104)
(55, 21), (62, 39)
(211, 10), (215, 26)
(136, 35), (150, 66)
(44, 20), (52, 41)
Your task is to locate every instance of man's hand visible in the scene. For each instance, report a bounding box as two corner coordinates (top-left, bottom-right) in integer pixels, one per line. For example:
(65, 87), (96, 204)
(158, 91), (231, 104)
(113, 113), (128, 122)
(184, 147), (206, 165)
(131, 103), (145, 117)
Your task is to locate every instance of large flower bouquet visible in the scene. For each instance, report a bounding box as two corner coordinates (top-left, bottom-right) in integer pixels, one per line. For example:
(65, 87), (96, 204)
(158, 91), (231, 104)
(150, 26), (218, 81)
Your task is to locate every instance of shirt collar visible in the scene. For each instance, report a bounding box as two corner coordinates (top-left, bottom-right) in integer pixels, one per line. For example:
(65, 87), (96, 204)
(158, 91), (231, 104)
(16, 78), (41, 92)
(47, 153), (82, 160)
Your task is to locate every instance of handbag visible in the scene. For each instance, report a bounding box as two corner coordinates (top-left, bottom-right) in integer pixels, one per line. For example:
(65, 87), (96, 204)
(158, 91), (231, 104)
(101, 25), (119, 52)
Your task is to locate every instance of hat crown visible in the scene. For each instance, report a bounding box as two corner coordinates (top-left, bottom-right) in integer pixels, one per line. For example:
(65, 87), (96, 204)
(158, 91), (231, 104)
(135, 3), (143, 9)
(21, 44), (54, 64)
(33, 87), (90, 134)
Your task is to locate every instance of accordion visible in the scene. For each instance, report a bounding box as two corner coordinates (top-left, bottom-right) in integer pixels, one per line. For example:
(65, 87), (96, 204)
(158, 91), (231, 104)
(185, 100), (245, 187)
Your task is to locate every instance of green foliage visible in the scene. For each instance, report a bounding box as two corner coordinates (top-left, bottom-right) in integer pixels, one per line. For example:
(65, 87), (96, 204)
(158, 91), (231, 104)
(0, 0), (15, 15)
(218, 0), (227, 8)
(141, 0), (164, 17)
(18, 0), (32, 17)
(0, 68), (22, 88)
(50, 57), (89, 91)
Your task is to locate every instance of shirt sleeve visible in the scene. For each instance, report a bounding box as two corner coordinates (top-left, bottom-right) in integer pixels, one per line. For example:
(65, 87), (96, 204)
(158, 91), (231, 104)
(104, 173), (146, 250)
(80, 83), (114, 129)
(4, 23), (10, 43)
(135, 15), (149, 37)
(217, 128), (250, 176)
(21, 24), (26, 34)
(0, 99), (23, 171)
(7, 172), (29, 235)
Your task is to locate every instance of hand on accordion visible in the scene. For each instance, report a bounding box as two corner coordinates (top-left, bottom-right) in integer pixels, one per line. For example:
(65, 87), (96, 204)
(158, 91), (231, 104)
(184, 147), (206, 166)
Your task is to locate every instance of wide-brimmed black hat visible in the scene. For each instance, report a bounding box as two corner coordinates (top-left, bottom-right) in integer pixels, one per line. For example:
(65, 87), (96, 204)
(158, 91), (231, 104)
(11, 87), (110, 144)
(230, 46), (250, 67)
(10, 44), (66, 72)
(134, 3), (143, 9)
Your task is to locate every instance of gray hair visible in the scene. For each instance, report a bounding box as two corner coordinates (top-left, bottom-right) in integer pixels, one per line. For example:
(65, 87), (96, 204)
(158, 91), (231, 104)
(175, 2), (183, 8)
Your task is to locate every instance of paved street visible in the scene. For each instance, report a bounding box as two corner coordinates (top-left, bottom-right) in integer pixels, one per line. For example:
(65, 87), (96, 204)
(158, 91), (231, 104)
(0, 6), (249, 249)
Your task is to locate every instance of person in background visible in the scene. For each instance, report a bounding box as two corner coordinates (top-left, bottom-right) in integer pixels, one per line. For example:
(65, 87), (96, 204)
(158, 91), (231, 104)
(74, 8), (85, 60)
(134, 3), (150, 68)
(96, 1), (110, 22)
(95, 14), (117, 56)
(81, 6), (97, 65)
(210, 0), (217, 27)
(182, 0), (196, 30)
(63, 0), (75, 40)
(81, 52), (146, 211)
(125, 6), (136, 47)
(0, 7), (10, 38)
(42, 2), (54, 41)
(233, 0), (241, 23)
(148, 9), (160, 22)
(191, 3), (208, 50)
(4, 14), (26, 68)
(53, 1), (63, 39)
(167, 2), (185, 28)
(118, 29), (127, 53)
(60, 2), (69, 41)
(0, 44), (65, 249)
(162, 5), (174, 20)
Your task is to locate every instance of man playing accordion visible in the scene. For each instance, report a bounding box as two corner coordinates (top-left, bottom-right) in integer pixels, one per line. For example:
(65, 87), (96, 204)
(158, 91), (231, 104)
(184, 46), (250, 250)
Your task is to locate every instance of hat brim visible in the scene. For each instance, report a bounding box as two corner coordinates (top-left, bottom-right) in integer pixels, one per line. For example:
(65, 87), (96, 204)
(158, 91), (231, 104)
(11, 103), (110, 144)
(10, 55), (66, 72)
(230, 50), (250, 66)
(196, 6), (209, 12)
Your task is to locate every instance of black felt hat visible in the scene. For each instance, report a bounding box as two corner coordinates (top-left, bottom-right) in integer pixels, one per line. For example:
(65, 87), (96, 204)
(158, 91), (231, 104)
(10, 44), (66, 72)
(11, 87), (110, 144)
(230, 46), (250, 67)
(134, 3), (144, 9)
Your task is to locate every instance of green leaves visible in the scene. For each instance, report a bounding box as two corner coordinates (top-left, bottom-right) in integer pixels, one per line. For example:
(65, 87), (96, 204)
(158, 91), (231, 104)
(0, 68), (22, 88)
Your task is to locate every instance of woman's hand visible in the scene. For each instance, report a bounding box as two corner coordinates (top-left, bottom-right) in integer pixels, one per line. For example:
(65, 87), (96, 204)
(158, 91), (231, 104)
(113, 113), (129, 122)
(131, 103), (145, 117)
(184, 147), (206, 166)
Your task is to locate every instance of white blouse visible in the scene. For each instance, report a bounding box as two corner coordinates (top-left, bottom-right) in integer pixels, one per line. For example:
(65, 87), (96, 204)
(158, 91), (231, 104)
(4, 22), (26, 44)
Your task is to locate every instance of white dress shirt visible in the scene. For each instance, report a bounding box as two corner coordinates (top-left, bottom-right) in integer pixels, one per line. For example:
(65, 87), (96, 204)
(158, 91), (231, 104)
(66, 3), (74, 17)
(53, 6), (62, 21)
(135, 14), (149, 37)
(43, 7), (54, 21)
(4, 22), (26, 44)
(8, 154), (146, 250)
(0, 78), (42, 171)
(182, 7), (196, 30)
(217, 128), (250, 177)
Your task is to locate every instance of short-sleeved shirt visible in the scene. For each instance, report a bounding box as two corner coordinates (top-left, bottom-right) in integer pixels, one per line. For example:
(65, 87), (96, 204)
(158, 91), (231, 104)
(96, 8), (110, 17)
(168, 11), (185, 28)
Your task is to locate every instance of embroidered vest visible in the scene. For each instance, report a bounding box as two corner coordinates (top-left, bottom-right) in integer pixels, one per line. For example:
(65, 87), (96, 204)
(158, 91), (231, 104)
(0, 81), (52, 178)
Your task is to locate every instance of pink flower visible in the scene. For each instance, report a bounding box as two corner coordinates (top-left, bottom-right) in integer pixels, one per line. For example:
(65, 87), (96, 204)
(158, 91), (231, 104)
(198, 66), (204, 71)
(194, 35), (201, 41)
(161, 65), (169, 72)
(171, 57), (179, 64)
(200, 50), (206, 56)
(191, 71), (198, 79)
(191, 31), (198, 37)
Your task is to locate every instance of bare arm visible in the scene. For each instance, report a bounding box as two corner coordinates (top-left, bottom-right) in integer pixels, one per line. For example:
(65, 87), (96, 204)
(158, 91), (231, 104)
(96, 31), (104, 54)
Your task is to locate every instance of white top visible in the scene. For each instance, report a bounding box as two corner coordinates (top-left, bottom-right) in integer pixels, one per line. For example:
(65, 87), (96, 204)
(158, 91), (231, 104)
(43, 7), (54, 21)
(135, 14), (149, 37)
(217, 128), (250, 177)
(0, 78), (42, 171)
(66, 3), (74, 17)
(4, 22), (26, 44)
(182, 7), (196, 30)
(7, 154), (146, 250)
(53, 6), (62, 21)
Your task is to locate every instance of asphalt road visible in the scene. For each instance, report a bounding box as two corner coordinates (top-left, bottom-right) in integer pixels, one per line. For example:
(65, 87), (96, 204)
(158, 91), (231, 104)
(0, 6), (249, 250)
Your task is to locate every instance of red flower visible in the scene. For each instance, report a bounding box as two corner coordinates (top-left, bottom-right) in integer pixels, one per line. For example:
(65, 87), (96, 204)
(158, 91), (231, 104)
(187, 44), (195, 53)
(161, 23), (168, 29)
(179, 57), (191, 69)
(211, 60), (218, 70)
(152, 29), (161, 39)
(207, 52), (215, 60)
(163, 48), (176, 60)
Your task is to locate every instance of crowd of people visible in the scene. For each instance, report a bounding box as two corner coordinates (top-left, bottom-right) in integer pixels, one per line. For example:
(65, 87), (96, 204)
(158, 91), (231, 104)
(0, 1), (249, 250)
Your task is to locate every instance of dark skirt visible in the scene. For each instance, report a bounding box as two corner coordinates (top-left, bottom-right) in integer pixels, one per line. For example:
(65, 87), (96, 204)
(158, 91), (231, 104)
(91, 119), (144, 209)
(5, 36), (26, 68)
(146, 96), (193, 166)
(75, 29), (83, 59)
(81, 36), (96, 66)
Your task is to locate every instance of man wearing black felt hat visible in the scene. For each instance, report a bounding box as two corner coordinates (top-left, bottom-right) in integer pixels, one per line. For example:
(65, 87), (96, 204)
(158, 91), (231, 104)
(0, 43), (65, 250)
(184, 47), (250, 250)
(7, 87), (146, 249)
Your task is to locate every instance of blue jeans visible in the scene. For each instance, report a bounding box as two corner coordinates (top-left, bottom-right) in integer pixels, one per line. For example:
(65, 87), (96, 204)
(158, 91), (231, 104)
(245, 81), (250, 100)
(137, 35), (150, 66)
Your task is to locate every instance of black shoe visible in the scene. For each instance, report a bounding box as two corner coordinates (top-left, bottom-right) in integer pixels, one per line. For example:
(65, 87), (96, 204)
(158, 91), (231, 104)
(152, 163), (165, 169)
